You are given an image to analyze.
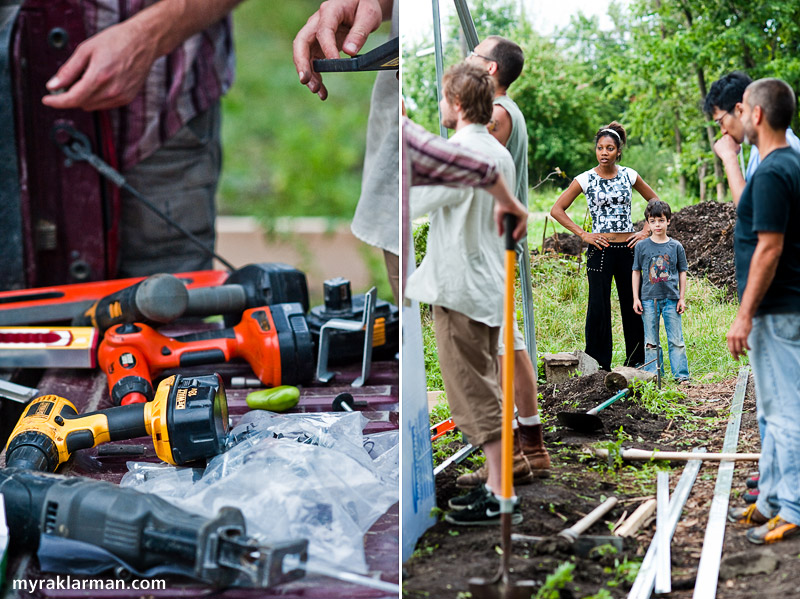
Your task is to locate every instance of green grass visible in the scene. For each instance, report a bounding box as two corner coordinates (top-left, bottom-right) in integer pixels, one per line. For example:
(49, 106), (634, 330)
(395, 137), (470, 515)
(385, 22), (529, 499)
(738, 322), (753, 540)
(219, 2), (388, 222)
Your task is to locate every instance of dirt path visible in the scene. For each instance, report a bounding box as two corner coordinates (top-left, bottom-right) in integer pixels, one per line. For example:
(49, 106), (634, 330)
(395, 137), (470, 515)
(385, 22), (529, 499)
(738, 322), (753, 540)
(403, 373), (800, 599)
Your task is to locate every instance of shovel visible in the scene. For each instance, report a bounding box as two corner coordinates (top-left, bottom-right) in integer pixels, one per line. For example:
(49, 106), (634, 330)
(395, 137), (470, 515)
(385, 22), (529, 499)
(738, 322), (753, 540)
(468, 216), (537, 599)
(557, 388), (630, 433)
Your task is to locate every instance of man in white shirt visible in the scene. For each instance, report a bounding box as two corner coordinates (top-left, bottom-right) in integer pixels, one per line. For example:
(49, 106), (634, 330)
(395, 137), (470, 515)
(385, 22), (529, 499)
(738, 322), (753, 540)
(405, 62), (530, 525)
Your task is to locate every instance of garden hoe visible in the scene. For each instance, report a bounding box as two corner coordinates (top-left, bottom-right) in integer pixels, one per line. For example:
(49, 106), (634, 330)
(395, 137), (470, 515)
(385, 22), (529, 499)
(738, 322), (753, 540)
(556, 388), (630, 433)
(469, 215), (537, 599)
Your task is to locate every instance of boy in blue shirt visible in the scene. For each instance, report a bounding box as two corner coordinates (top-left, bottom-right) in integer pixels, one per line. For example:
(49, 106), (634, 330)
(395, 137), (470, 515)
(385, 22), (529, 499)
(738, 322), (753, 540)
(632, 200), (690, 381)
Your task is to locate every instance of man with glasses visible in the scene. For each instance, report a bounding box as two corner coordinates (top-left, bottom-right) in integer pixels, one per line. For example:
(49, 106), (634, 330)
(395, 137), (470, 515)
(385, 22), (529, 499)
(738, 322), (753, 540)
(705, 71), (800, 205)
(456, 36), (552, 489)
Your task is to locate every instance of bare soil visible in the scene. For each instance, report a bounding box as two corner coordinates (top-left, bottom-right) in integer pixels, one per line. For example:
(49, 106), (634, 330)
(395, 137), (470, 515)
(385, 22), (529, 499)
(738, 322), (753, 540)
(541, 201), (738, 298)
(403, 372), (800, 599)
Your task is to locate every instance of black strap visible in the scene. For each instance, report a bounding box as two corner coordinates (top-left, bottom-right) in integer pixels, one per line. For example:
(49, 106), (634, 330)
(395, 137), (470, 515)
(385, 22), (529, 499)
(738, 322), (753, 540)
(0, 2), (24, 290)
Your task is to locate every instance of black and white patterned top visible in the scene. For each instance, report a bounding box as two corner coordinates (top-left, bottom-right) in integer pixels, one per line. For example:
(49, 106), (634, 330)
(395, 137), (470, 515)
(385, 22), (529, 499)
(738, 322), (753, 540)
(575, 166), (639, 233)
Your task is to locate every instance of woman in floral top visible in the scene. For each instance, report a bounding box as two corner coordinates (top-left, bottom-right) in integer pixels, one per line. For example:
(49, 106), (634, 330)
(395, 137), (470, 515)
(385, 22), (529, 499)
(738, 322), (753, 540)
(550, 121), (659, 372)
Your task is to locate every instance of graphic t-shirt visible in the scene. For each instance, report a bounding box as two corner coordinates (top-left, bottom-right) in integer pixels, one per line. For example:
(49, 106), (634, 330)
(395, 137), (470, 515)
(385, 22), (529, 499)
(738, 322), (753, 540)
(575, 166), (638, 233)
(632, 238), (688, 301)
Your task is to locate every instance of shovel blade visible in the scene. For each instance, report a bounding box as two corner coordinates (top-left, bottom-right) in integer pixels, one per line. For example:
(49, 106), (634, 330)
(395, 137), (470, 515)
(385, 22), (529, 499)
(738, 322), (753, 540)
(557, 411), (604, 433)
(468, 578), (537, 599)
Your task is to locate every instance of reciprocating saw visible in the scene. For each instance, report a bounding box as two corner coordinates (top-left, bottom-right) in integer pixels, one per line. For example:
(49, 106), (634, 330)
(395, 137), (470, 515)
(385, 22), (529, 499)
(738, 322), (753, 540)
(0, 468), (308, 588)
(4, 374), (229, 472)
(98, 303), (314, 405)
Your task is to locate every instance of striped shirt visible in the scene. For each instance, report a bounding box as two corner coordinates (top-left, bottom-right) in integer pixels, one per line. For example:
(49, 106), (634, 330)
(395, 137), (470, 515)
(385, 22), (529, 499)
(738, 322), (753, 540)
(83, 1), (235, 170)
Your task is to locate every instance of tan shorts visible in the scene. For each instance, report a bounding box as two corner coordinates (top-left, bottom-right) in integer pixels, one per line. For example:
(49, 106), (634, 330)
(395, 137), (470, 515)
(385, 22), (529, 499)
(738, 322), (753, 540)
(498, 316), (526, 355)
(433, 305), (502, 447)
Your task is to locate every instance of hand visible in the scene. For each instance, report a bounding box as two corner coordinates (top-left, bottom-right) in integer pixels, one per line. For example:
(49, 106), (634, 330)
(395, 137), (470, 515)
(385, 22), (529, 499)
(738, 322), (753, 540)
(292, 0), (385, 101)
(581, 232), (609, 249)
(677, 299), (686, 314)
(41, 20), (158, 111)
(726, 314), (752, 360)
(626, 230), (649, 248)
(494, 200), (529, 242)
(633, 299), (643, 315)
(713, 134), (741, 162)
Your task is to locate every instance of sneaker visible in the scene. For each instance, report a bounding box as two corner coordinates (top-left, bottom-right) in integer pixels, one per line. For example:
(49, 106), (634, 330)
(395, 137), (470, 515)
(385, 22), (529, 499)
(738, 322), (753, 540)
(746, 473), (759, 489)
(746, 516), (800, 544)
(728, 504), (769, 525)
(444, 488), (522, 526)
(743, 489), (759, 504)
(456, 452), (533, 488)
(448, 485), (489, 511)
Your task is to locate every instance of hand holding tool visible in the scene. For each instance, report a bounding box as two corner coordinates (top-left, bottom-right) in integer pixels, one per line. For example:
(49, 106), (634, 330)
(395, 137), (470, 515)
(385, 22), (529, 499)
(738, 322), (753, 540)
(0, 468), (307, 588)
(99, 304), (314, 405)
(5, 373), (229, 472)
(469, 214), (536, 599)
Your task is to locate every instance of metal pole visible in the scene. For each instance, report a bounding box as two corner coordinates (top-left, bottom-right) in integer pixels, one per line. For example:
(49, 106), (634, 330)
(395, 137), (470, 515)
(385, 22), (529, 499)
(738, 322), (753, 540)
(452, 0), (479, 50)
(655, 471), (671, 594)
(431, 0), (447, 138)
(692, 367), (750, 599)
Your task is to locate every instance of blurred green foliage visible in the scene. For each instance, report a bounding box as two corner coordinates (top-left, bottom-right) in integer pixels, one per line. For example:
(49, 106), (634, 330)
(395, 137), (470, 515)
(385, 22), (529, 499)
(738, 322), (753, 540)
(219, 1), (391, 222)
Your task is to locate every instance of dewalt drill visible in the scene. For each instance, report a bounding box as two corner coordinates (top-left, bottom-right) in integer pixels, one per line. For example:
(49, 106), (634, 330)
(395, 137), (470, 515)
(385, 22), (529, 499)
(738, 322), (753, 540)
(4, 373), (229, 472)
(98, 303), (314, 405)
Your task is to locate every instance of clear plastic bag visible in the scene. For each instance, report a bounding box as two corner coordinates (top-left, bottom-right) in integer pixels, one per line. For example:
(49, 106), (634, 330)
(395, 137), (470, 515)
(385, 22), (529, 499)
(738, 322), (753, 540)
(120, 411), (398, 574)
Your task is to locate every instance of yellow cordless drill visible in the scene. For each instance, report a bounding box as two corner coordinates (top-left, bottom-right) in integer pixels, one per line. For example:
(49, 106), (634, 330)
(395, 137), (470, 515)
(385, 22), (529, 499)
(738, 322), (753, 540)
(4, 373), (229, 472)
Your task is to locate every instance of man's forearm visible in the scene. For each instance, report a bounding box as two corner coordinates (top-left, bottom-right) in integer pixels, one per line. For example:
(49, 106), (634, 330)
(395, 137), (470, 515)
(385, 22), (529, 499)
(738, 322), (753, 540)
(720, 154), (746, 205)
(738, 240), (782, 318)
(129, 0), (244, 59)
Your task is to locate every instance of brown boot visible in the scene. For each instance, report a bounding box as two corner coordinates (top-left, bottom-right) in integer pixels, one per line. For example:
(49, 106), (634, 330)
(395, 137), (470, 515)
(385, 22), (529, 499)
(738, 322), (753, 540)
(515, 423), (551, 476)
(455, 451), (533, 488)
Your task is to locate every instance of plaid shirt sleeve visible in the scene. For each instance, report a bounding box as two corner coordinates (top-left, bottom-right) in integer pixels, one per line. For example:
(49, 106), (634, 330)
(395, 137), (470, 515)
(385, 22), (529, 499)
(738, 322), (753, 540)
(403, 118), (498, 188)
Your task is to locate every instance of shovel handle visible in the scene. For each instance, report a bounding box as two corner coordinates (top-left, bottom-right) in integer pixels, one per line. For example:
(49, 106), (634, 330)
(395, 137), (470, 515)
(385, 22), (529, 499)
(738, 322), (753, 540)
(500, 214), (518, 503)
(587, 388), (629, 416)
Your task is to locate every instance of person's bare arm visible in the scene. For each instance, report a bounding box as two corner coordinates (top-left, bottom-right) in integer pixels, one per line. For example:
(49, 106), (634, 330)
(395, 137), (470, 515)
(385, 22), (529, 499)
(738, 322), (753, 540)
(627, 176), (659, 247)
(42, 0), (243, 111)
(487, 104), (512, 146)
(713, 134), (746, 206)
(488, 174), (528, 241)
(726, 231), (783, 359)
(292, 0), (393, 100)
(632, 269), (643, 314)
(677, 271), (687, 313)
(550, 179), (608, 249)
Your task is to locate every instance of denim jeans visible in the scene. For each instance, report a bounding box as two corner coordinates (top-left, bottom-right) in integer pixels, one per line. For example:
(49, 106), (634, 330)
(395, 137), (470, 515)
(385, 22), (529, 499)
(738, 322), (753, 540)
(749, 312), (800, 525)
(640, 299), (689, 380)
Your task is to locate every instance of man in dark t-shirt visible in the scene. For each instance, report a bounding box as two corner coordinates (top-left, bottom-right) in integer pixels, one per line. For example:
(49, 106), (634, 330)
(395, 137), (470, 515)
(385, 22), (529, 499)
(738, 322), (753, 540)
(726, 78), (800, 544)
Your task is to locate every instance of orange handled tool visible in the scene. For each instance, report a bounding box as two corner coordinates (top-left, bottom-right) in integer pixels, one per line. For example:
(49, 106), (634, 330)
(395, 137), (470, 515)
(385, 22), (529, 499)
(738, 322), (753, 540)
(500, 213), (516, 530)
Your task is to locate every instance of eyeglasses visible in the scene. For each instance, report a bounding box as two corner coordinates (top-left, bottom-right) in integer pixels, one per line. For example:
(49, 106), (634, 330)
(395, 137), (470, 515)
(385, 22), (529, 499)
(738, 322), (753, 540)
(714, 111), (731, 128)
(468, 50), (494, 62)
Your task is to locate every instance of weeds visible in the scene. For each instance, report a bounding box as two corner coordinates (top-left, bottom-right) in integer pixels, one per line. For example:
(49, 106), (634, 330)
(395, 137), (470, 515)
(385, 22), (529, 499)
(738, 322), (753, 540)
(535, 561), (576, 599)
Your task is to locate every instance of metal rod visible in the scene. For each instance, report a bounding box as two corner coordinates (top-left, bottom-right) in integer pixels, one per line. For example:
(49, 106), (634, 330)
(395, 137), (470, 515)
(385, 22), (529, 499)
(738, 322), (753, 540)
(283, 555), (400, 593)
(654, 471), (671, 594)
(692, 367), (750, 599)
(0, 379), (39, 404)
(433, 443), (476, 476)
(431, 0), (447, 138)
(452, 0), (479, 50)
(518, 243), (537, 366)
(627, 448), (706, 599)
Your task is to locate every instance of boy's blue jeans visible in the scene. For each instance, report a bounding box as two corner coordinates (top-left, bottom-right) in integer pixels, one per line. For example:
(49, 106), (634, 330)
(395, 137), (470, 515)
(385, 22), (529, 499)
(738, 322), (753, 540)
(640, 299), (689, 380)
(750, 312), (800, 525)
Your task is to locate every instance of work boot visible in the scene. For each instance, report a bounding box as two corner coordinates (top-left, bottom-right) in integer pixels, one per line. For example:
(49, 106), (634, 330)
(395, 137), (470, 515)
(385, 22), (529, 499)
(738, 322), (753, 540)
(515, 422), (551, 476)
(727, 504), (769, 526)
(455, 451), (533, 488)
(746, 516), (800, 544)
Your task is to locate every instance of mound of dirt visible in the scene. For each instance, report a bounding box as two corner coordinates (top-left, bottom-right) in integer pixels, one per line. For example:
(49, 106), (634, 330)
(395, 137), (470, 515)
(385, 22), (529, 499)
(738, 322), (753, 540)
(540, 201), (738, 298)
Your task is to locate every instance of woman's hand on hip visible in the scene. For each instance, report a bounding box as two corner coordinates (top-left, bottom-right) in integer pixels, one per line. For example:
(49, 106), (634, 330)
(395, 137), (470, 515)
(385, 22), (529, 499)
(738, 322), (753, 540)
(581, 232), (609, 249)
(626, 230), (649, 248)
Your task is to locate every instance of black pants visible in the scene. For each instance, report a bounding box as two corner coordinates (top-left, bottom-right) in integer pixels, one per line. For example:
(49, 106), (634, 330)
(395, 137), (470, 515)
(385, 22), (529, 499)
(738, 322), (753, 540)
(585, 242), (644, 371)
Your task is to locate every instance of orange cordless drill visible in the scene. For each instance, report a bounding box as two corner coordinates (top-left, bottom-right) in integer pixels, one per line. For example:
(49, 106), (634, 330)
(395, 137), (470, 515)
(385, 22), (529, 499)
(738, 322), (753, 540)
(98, 303), (313, 405)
